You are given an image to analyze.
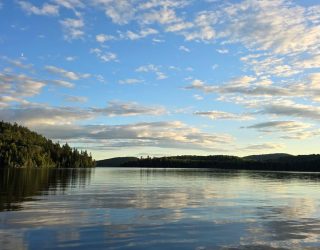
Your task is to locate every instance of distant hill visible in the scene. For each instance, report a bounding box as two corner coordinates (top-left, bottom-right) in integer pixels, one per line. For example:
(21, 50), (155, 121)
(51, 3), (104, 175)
(243, 153), (293, 161)
(0, 121), (95, 168)
(119, 154), (320, 172)
(96, 157), (138, 167)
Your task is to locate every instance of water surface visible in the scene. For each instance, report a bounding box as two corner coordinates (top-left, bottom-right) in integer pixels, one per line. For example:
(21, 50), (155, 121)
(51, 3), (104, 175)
(1, 168), (320, 249)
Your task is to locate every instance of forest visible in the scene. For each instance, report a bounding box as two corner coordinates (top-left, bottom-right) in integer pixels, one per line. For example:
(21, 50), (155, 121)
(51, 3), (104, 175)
(120, 154), (320, 172)
(0, 121), (95, 168)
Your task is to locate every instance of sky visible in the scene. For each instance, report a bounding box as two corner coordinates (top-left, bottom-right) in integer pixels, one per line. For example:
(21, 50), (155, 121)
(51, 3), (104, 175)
(0, 0), (320, 160)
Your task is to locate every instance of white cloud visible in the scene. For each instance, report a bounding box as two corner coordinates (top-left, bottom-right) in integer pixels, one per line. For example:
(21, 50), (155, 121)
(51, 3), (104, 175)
(245, 121), (311, 132)
(243, 143), (285, 151)
(60, 18), (84, 40)
(95, 33), (115, 43)
(295, 54), (320, 69)
(122, 28), (158, 40)
(54, 0), (85, 9)
(194, 111), (253, 121)
(64, 95), (88, 103)
(18, 1), (59, 16)
(179, 45), (190, 52)
(141, 8), (180, 25)
(51, 79), (74, 88)
(216, 49), (229, 54)
(90, 48), (118, 62)
(93, 101), (166, 117)
(65, 56), (77, 61)
(45, 65), (90, 80)
(0, 73), (45, 101)
(185, 78), (297, 97)
(166, 21), (194, 32)
(118, 78), (144, 85)
(0, 101), (166, 125)
(193, 94), (203, 101)
(244, 120), (320, 140)
(31, 121), (234, 151)
(93, 0), (136, 25)
(136, 64), (167, 80)
(212, 64), (218, 70)
(259, 101), (320, 120)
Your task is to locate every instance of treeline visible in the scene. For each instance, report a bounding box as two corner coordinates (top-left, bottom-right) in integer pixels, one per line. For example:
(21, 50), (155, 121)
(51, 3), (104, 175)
(120, 155), (320, 172)
(0, 121), (95, 168)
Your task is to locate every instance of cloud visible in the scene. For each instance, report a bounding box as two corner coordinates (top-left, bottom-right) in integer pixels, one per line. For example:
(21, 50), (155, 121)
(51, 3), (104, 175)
(92, 101), (166, 117)
(241, 54), (301, 77)
(216, 0), (320, 55)
(93, 0), (136, 25)
(193, 94), (203, 101)
(45, 65), (90, 80)
(216, 49), (229, 54)
(243, 142), (285, 151)
(185, 78), (298, 97)
(60, 18), (84, 40)
(179, 45), (190, 52)
(54, 0), (85, 9)
(138, 0), (190, 10)
(2, 56), (33, 70)
(136, 64), (167, 80)
(65, 56), (77, 61)
(31, 121), (234, 151)
(295, 54), (320, 69)
(118, 78), (144, 85)
(18, 1), (59, 16)
(243, 120), (319, 139)
(95, 34), (115, 43)
(0, 73), (45, 101)
(51, 79), (74, 88)
(259, 101), (320, 120)
(141, 8), (181, 25)
(64, 95), (88, 103)
(0, 105), (94, 126)
(212, 64), (218, 70)
(194, 111), (253, 121)
(122, 28), (158, 40)
(0, 101), (166, 125)
(244, 121), (311, 132)
(90, 48), (118, 62)
(166, 21), (194, 32)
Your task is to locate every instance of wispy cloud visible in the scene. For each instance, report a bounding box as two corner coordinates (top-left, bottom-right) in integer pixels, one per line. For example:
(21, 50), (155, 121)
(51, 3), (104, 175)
(136, 64), (167, 80)
(118, 78), (144, 85)
(179, 45), (190, 53)
(194, 111), (253, 121)
(18, 1), (59, 16)
(60, 18), (84, 40)
(32, 121), (234, 151)
(90, 48), (118, 62)
(45, 65), (90, 80)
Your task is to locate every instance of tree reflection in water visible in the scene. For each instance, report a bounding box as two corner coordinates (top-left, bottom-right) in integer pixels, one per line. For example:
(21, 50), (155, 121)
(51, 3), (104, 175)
(0, 168), (93, 211)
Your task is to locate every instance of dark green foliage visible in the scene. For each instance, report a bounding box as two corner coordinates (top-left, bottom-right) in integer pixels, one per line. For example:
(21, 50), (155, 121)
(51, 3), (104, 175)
(243, 153), (293, 161)
(121, 154), (320, 172)
(0, 121), (95, 168)
(96, 157), (138, 167)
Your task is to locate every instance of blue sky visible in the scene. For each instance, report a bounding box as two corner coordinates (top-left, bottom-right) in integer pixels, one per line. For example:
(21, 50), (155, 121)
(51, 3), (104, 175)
(1, 0), (320, 159)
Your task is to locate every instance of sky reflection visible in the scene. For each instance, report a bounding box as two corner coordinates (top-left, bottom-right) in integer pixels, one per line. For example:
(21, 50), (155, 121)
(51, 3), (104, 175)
(1, 168), (320, 249)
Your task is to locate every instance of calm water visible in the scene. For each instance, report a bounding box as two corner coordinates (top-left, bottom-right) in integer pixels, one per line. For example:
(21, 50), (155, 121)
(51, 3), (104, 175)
(1, 168), (320, 250)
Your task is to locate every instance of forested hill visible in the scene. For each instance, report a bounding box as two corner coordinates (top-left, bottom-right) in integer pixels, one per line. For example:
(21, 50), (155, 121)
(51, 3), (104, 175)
(96, 157), (138, 167)
(0, 121), (95, 168)
(120, 155), (320, 172)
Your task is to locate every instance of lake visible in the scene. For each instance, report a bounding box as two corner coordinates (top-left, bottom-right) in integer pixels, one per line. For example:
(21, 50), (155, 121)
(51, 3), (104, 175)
(1, 168), (320, 250)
